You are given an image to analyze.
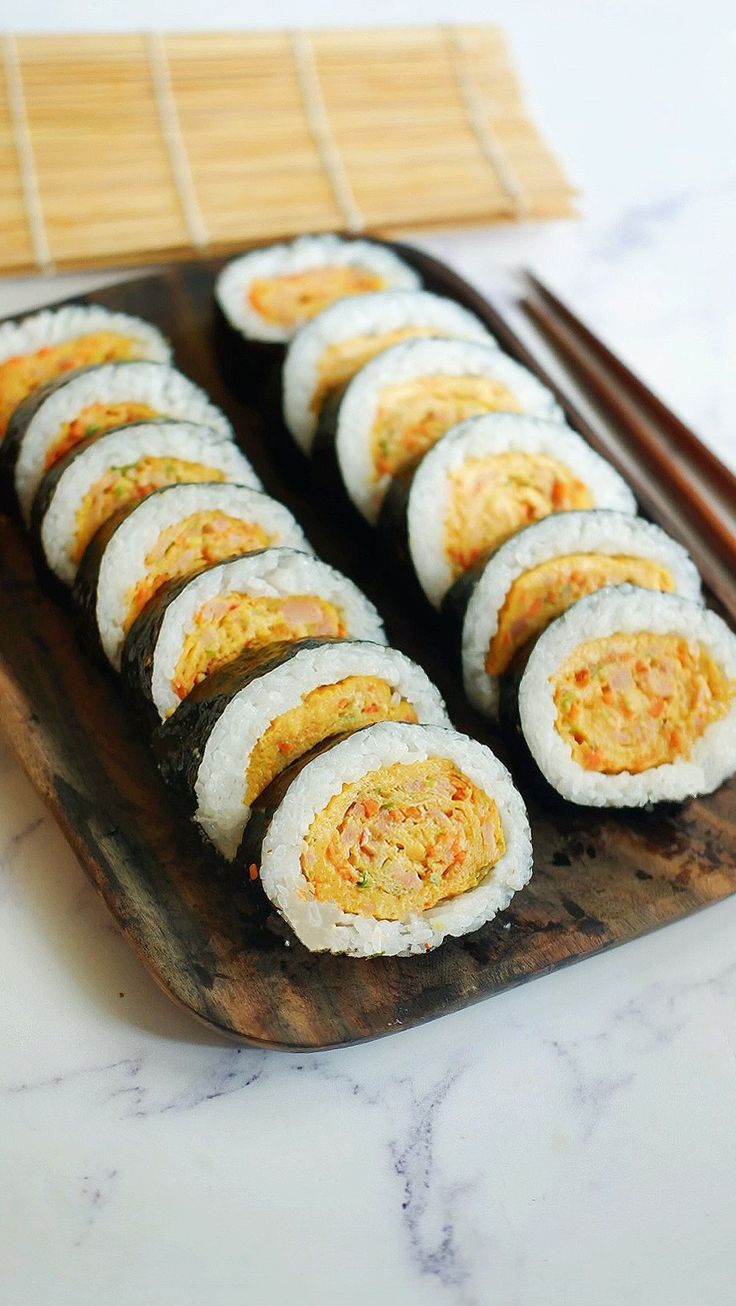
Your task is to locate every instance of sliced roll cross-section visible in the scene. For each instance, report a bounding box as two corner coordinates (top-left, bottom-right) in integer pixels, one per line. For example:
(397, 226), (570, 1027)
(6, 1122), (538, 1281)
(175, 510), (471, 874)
(381, 412), (637, 609)
(122, 546), (387, 722)
(3, 360), (234, 524)
(33, 421), (260, 585)
(241, 721), (533, 955)
(154, 640), (449, 860)
(0, 304), (170, 443)
(282, 289), (495, 453)
(515, 585), (736, 807)
(216, 235), (421, 347)
(456, 511), (702, 717)
(331, 337), (564, 523)
(74, 483), (312, 671)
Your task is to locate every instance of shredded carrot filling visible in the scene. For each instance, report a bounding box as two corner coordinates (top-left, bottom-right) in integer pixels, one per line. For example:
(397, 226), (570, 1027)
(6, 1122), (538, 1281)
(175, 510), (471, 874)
(486, 555), (674, 676)
(73, 456), (226, 563)
(245, 676), (417, 804)
(45, 400), (159, 470)
(124, 510), (272, 631)
(444, 452), (593, 576)
(312, 326), (439, 415)
(0, 331), (142, 439)
(371, 373), (520, 482)
(300, 757), (505, 920)
(249, 265), (385, 328)
(172, 593), (346, 702)
(552, 632), (734, 773)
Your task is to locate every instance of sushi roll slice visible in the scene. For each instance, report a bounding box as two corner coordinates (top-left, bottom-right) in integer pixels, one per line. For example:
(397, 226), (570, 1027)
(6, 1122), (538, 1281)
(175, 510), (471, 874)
(380, 412), (637, 609)
(513, 585), (736, 807)
(154, 641), (450, 860)
(33, 421), (260, 586)
(215, 234), (421, 364)
(282, 289), (495, 453)
(456, 511), (703, 718)
(74, 483), (313, 671)
(3, 360), (234, 525)
(123, 547), (387, 723)
(327, 337), (564, 524)
(241, 721), (533, 956)
(0, 304), (170, 443)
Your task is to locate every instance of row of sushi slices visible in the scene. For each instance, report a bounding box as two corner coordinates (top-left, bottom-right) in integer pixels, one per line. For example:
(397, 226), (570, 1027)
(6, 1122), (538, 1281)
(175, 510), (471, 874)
(217, 233), (736, 810)
(0, 293), (533, 957)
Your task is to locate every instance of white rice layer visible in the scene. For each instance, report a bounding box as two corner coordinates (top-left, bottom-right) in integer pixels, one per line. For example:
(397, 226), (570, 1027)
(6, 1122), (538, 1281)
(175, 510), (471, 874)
(95, 484), (313, 671)
(282, 289), (495, 452)
(40, 422), (261, 586)
(258, 721), (533, 957)
(463, 511), (703, 717)
(150, 547), (387, 721)
(406, 412), (637, 610)
(335, 337), (565, 523)
(14, 361), (235, 524)
(195, 642), (450, 860)
(519, 584), (736, 807)
(215, 235), (421, 344)
(0, 303), (170, 366)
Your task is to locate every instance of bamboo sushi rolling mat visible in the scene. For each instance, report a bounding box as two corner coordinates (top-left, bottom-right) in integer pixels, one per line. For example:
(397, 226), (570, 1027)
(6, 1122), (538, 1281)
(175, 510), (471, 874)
(0, 26), (575, 275)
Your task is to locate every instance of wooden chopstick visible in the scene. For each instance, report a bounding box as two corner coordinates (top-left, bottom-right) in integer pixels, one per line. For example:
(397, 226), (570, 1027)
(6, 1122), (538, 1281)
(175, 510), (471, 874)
(521, 287), (736, 551)
(516, 274), (736, 621)
(524, 271), (736, 510)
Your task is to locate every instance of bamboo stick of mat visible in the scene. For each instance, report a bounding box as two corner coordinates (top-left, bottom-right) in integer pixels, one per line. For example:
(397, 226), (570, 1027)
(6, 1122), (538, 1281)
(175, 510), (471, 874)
(0, 26), (575, 274)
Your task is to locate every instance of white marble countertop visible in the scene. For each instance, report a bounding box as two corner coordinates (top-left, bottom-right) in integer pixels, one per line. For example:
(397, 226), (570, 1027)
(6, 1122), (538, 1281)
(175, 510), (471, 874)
(2, 4), (735, 1304)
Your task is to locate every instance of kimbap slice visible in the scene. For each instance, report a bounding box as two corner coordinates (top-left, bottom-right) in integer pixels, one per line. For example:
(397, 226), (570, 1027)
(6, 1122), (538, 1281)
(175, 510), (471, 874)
(241, 721), (533, 956)
(382, 412), (637, 609)
(33, 421), (260, 586)
(515, 585), (736, 807)
(457, 511), (702, 717)
(0, 304), (170, 442)
(216, 234), (421, 346)
(154, 640), (449, 860)
(4, 360), (234, 524)
(75, 483), (312, 671)
(282, 289), (495, 453)
(123, 546), (387, 722)
(330, 337), (564, 523)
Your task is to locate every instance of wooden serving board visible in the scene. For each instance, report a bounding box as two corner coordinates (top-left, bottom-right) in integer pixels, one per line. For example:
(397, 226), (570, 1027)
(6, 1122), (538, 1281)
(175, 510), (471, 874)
(1, 248), (735, 1051)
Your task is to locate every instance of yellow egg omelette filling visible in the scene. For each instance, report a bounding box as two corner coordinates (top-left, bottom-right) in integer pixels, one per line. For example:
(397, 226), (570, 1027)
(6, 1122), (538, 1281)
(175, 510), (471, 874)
(486, 554), (675, 676)
(245, 676), (417, 804)
(0, 331), (143, 440)
(124, 510), (273, 632)
(249, 266), (386, 328)
(552, 632), (735, 774)
(312, 325), (440, 415)
(300, 757), (505, 920)
(371, 374), (521, 483)
(72, 457), (226, 563)
(45, 401), (160, 471)
(444, 452), (593, 576)
(173, 593), (346, 702)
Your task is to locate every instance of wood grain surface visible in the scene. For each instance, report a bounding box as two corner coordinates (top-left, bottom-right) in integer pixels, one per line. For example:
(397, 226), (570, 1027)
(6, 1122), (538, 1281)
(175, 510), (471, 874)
(1, 247), (734, 1050)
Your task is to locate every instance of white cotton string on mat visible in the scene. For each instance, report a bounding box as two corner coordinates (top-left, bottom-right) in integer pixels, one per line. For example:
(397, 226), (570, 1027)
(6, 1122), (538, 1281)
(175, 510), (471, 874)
(3, 31), (52, 270)
(290, 28), (365, 235)
(146, 30), (209, 250)
(444, 24), (527, 218)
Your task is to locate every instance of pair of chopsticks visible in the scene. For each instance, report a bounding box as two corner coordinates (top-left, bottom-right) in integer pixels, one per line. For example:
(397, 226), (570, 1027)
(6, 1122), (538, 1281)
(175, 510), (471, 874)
(495, 273), (736, 621)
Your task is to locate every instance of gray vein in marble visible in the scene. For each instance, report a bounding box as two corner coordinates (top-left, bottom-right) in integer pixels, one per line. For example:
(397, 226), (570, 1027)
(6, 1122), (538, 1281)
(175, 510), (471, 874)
(74, 1169), (119, 1247)
(595, 177), (736, 262)
(387, 1067), (477, 1300)
(0, 813), (47, 863)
